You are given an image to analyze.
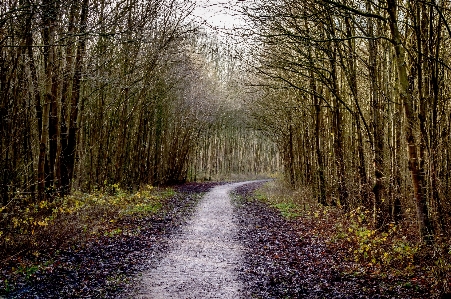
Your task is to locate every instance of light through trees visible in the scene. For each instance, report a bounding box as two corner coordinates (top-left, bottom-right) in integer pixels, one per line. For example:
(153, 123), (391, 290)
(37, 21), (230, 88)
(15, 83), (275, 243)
(4, 0), (451, 246)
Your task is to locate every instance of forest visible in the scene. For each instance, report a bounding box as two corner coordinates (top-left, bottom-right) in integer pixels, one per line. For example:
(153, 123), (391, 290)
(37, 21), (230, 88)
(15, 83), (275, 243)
(0, 0), (277, 200)
(241, 0), (451, 243)
(1, 0), (451, 296)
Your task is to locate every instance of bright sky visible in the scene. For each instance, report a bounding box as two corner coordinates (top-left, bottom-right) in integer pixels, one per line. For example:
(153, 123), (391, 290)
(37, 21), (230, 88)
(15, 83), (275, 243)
(193, 0), (245, 31)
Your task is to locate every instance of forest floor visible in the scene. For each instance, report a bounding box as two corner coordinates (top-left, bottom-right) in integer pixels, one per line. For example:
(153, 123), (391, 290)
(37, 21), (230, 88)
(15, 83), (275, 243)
(0, 180), (444, 298)
(233, 182), (436, 299)
(0, 182), (221, 298)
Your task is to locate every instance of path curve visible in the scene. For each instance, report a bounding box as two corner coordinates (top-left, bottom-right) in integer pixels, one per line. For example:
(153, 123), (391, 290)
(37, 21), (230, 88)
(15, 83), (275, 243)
(134, 181), (259, 299)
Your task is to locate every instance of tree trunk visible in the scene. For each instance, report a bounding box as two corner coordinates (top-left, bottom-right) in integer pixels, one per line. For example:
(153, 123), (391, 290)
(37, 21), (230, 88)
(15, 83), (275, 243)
(330, 47), (348, 210)
(387, 0), (433, 243)
(288, 120), (296, 189)
(58, 1), (79, 193)
(368, 2), (385, 228)
(63, 0), (89, 192)
(38, 0), (56, 200)
(311, 76), (326, 205)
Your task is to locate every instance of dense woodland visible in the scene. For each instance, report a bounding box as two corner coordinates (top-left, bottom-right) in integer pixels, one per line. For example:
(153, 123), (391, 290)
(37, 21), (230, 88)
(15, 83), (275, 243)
(1, 0), (451, 277)
(0, 0), (277, 204)
(237, 0), (451, 245)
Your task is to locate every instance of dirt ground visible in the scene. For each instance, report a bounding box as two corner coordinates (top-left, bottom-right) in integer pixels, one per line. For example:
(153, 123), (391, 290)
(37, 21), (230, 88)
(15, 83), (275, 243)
(3, 180), (432, 298)
(233, 182), (431, 299)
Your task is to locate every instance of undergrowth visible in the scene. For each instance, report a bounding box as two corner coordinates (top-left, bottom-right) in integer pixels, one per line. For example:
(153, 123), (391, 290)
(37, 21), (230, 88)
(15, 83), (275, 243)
(0, 184), (174, 264)
(255, 180), (451, 297)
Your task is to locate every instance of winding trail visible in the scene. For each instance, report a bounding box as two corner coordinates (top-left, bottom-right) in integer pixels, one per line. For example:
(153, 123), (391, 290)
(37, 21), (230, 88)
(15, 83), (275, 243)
(134, 181), (256, 299)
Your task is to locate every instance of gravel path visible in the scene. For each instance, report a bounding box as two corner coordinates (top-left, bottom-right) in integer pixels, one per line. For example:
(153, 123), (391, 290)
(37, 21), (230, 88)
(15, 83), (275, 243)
(132, 181), (258, 299)
(3, 180), (432, 298)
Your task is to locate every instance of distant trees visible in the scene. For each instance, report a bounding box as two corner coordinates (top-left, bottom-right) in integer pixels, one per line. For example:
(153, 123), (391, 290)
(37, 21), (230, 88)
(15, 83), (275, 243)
(187, 34), (281, 181)
(242, 0), (451, 243)
(192, 110), (281, 181)
(0, 0), (280, 210)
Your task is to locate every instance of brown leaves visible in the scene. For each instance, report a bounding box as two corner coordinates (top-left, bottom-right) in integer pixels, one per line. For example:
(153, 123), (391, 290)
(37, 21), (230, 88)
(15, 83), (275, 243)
(0, 184), (213, 298)
(233, 182), (432, 298)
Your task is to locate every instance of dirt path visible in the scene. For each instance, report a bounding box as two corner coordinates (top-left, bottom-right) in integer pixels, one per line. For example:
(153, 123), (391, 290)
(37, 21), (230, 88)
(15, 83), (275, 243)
(132, 181), (258, 299)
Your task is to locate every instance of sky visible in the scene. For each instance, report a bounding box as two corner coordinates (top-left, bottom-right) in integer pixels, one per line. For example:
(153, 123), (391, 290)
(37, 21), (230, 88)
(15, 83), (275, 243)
(192, 0), (245, 31)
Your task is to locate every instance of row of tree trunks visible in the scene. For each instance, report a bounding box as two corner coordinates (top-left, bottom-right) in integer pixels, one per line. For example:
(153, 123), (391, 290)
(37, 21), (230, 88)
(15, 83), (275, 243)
(3, 1), (275, 207)
(244, 0), (450, 243)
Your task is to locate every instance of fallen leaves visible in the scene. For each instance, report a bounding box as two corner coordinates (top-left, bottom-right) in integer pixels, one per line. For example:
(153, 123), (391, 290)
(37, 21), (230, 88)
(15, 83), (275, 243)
(233, 182), (432, 298)
(0, 183), (221, 298)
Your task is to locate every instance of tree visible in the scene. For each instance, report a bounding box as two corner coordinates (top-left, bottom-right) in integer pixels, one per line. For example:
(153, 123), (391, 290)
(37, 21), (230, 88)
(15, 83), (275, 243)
(241, 0), (451, 243)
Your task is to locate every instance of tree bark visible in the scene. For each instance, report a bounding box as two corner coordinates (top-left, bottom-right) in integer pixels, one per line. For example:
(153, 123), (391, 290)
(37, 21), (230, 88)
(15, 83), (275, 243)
(368, 1), (385, 229)
(387, 0), (433, 243)
(38, 0), (57, 200)
(63, 0), (89, 192)
(58, 1), (79, 193)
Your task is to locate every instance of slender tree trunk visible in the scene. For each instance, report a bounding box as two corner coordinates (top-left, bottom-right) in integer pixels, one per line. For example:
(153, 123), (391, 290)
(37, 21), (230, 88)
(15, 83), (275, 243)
(430, 15), (445, 234)
(0, 43), (8, 205)
(387, 0), (433, 243)
(58, 1), (79, 193)
(311, 76), (326, 205)
(330, 46), (348, 210)
(368, 2), (385, 228)
(63, 0), (89, 192)
(288, 120), (296, 189)
(49, 54), (59, 191)
(38, 0), (56, 200)
(24, 1), (41, 197)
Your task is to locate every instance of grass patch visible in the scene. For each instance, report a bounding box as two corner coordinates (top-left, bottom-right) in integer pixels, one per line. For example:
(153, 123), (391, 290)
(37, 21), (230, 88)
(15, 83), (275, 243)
(254, 180), (316, 219)
(271, 202), (300, 219)
(0, 184), (174, 264)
